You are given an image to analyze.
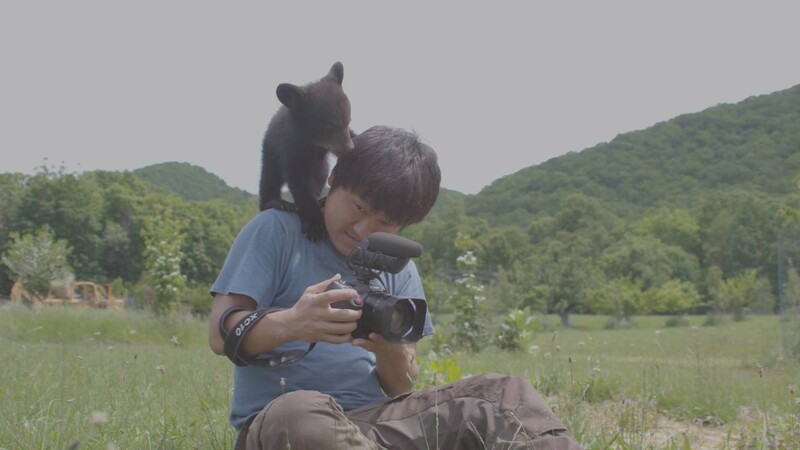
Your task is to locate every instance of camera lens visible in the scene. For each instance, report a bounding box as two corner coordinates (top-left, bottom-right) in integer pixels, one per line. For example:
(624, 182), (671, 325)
(389, 300), (414, 336)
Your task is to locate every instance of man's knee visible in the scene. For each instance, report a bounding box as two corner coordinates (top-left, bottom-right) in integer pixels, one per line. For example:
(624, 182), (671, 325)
(247, 390), (341, 448)
(247, 390), (376, 449)
(458, 372), (533, 399)
(458, 373), (572, 438)
(263, 390), (339, 418)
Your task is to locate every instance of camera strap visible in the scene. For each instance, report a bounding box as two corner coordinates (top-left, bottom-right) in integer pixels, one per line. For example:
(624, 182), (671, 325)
(222, 307), (317, 367)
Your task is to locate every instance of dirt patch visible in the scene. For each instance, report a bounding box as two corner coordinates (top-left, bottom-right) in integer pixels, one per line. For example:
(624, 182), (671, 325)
(559, 399), (736, 449)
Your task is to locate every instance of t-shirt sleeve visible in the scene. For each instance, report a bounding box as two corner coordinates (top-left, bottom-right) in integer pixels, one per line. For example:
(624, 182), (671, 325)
(210, 212), (287, 307)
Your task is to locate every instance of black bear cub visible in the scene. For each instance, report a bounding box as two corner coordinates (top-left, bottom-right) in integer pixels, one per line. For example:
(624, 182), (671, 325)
(259, 62), (354, 241)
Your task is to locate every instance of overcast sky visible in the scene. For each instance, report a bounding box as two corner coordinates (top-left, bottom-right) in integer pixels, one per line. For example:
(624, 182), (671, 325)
(1, 2), (799, 194)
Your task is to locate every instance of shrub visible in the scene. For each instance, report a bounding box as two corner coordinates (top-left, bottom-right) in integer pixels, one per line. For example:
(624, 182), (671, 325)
(495, 307), (538, 351)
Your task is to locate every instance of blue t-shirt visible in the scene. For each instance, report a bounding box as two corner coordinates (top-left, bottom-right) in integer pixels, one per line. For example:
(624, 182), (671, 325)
(211, 209), (433, 431)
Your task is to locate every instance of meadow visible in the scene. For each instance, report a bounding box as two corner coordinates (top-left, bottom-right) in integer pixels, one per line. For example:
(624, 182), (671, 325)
(0, 305), (798, 449)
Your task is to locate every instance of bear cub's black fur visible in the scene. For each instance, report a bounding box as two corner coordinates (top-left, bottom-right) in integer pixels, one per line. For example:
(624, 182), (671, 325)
(259, 62), (355, 241)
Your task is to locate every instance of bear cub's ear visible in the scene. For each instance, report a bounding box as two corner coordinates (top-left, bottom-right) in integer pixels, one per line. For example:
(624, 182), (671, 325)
(325, 62), (344, 85)
(276, 83), (304, 109)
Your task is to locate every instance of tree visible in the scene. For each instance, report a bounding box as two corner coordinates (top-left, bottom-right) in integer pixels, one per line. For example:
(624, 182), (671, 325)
(176, 200), (247, 285)
(647, 279), (701, 315)
(15, 168), (104, 280)
(637, 207), (701, 256)
(705, 265), (725, 313)
(487, 264), (544, 312)
(0, 173), (26, 294)
(476, 226), (530, 273)
(2, 226), (72, 300)
(696, 191), (781, 299)
(140, 209), (187, 315)
(782, 259), (800, 313)
(527, 231), (602, 327)
(585, 277), (646, 323)
(720, 269), (772, 320)
(601, 235), (701, 291)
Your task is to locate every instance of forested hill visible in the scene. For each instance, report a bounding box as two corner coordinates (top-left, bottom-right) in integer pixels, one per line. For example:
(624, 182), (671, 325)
(132, 161), (469, 211)
(133, 162), (253, 205)
(470, 84), (800, 224)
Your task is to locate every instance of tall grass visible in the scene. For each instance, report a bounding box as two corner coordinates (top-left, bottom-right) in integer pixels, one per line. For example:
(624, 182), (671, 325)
(0, 306), (234, 449)
(1, 306), (798, 449)
(418, 314), (800, 448)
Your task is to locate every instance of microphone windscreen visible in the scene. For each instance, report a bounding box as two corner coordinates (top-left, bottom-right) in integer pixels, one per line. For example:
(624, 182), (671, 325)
(365, 232), (423, 258)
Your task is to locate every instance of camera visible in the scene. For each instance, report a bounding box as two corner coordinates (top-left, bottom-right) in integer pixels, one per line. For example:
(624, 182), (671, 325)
(328, 232), (427, 344)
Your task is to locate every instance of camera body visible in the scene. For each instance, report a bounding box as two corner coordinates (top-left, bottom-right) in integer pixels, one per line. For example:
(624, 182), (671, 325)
(329, 280), (427, 343)
(327, 232), (427, 344)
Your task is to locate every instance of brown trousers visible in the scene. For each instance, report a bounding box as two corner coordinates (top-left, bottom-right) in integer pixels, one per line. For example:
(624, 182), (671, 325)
(237, 373), (582, 450)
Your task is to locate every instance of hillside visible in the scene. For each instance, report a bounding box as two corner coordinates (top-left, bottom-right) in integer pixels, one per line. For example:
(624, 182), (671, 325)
(133, 162), (254, 205)
(469, 84), (800, 223)
(132, 162), (468, 211)
(129, 85), (800, 224)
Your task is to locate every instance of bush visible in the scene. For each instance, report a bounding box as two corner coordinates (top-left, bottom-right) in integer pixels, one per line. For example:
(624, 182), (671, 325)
(702, 313), (729, 327)
(603, 317), (638, 330)
(495, 307), (537, 351)
(181, 285), (213, 317)
(664, 315), (691, 327)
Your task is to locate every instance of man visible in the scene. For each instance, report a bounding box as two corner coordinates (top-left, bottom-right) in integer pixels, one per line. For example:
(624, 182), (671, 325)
(209, 126), (581, 449)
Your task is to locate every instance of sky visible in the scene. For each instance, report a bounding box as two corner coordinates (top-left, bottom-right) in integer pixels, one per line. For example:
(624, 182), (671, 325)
(1, 2), (799, 195)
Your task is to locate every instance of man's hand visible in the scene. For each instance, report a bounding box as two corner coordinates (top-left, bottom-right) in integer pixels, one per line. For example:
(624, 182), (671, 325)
(353, 333), (418, 397)
(284, 274), (362, 344)
(352, 333), (405, 356)
(208, 274), (362, 358)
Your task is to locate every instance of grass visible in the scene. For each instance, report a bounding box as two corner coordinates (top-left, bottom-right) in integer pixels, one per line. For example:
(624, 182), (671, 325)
(420, 314), (800, 448)
(1, 305), (798, 449)
(0, 306), (234, 449)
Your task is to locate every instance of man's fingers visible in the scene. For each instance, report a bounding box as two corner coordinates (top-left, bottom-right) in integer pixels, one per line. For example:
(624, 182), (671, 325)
(306, 274), (343, 294)
(318, 288), (360, 306)
(305, 275), (360, 306)
(319, 333), (354, 345)
(327, 307), (362, 322)
(316, 321), (358, 335)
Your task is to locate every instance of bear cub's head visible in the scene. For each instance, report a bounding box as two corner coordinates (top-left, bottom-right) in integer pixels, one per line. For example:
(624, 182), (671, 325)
(277, 62), (354, 156)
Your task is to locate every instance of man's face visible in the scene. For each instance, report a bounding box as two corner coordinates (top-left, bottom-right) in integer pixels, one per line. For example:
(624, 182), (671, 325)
(324, 187), (402, 256)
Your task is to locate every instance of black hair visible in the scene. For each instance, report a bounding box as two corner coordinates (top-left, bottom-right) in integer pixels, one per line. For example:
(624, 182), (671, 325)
(330, 126), (441, 226)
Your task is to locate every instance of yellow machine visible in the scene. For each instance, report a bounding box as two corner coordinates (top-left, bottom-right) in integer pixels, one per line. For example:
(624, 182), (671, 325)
(10, 280), (125, 310)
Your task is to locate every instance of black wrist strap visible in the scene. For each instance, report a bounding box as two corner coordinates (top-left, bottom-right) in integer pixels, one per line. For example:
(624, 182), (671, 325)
(218, 305), (247, 341)
(223, 307), (317, 367)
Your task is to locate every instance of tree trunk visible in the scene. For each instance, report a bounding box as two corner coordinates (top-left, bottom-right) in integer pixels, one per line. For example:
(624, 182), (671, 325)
(559, 311), (571, 327)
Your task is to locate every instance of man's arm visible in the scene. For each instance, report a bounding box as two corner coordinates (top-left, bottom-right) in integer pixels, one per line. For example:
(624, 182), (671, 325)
(208, 274), (363, 358)
(208, 293), (296, 356)
(354, 335), (419, 397)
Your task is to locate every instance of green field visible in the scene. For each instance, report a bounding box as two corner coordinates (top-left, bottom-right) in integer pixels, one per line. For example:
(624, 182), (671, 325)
(1, 306), (798, 449)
